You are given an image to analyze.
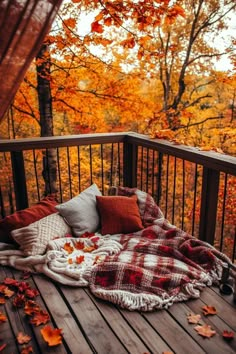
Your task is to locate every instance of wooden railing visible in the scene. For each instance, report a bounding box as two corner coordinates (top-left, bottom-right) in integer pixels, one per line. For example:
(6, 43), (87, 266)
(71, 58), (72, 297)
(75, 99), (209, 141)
(0, 132), (236, 262)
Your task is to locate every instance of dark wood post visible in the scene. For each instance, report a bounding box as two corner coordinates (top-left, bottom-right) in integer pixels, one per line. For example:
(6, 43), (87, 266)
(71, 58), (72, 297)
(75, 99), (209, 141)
(123, 140), (138, 187)
(199, 167), (220, 244)
(11, 151), (28, 210)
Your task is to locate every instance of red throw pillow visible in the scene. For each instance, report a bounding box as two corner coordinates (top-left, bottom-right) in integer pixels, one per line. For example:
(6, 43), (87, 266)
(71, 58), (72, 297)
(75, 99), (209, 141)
(0, 195), (58, 244)
(96, 195), (143, 235)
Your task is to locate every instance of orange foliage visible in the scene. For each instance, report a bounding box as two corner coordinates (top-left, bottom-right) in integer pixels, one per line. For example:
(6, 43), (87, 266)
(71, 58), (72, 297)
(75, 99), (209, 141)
(40, 325), (63, 347)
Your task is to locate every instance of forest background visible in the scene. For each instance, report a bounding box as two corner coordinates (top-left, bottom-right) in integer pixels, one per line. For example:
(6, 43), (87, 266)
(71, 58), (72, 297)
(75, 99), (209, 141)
(0, 0), (236, 156)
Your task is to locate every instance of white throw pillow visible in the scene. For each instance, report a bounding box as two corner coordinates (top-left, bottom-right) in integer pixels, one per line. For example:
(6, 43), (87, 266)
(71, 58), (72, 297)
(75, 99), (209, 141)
(55, 183), (102, 236)
(11, 213), (71, 256)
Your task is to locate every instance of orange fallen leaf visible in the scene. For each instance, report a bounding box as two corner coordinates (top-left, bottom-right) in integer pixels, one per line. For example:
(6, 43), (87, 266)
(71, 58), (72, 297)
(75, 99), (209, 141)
(24, 300), (40, 315)
(194, 324), (216, 338)
(83, 245), (97, 252)
(68, 258), (73, 264)
(0, 312), (7, 322)
(187, 313), (202, 324)
(0, 298), (5, 305)
(20, 346), (33, 354)
(202, 305), (217, 316)
(222, 330), (234, 341)
(76, 255), (85, 264)
(63, 242), (74, 254)
(74, 241), (84, 250)
(17, 332), (31, 344)
(30, 310), (50, 326)
(40, 325), (63, 346)
(0, 285), (7, 294)
(3, 287), (15, 298)
(162, 352), (174, 354)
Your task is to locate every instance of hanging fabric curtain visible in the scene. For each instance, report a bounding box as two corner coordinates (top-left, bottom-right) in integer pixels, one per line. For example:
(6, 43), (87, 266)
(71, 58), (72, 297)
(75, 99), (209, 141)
(0, 0), (63, 123)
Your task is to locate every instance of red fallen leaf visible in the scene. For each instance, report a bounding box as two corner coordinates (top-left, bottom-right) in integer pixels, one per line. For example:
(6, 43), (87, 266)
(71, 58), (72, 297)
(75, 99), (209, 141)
(194, 324), (216, 338)
(76, 255), (85, 264)
(63, 242), (74, 254)
(17, 332), (31, 344)
(90, 236), (100, 243)
(202, 305), (217, 316)
(187, 313), (202, 324)
(40, 325), (63, 346)
(13, 294), (25, 308)
(0, 298), (5, 305)
(91, 21), (103, 33)
(222, 330), (234, 341)
(25, 288), (39, 299)
(24, 300), (40, 315)
(30, 310), (50, 326)
(20, 346), (33, 354)
(3, 277), (19, 287)
(83, 245), (97, 252)
(74, 241), (84, 250)
(21, 271), (31, 280)
(0, 312), (7, 322)
(18, 281), (30, 293)
(81, 232), (95, 238)
(0, 343), (7, 352)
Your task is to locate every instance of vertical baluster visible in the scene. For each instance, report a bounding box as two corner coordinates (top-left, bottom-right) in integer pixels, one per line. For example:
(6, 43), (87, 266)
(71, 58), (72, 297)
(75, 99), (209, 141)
(165, 155), (169, 218)
(109, 143), (114, 188)
(66, 147), (72, 199)
(157, 152), (163, 206)
(219, 173), (227, 252)
(146, 148), (149, 193)
(56, 148), (62, 202)
(89, 145), (93, 185)
(101, 144), (104, 194)
(11, 150), (28, 210)
(181, 160), (185, 230)
(33, 149), (40, 201)
(191, 163), (198, 236)
(172, 157), (177, 225)
(77, 146), (81, 193)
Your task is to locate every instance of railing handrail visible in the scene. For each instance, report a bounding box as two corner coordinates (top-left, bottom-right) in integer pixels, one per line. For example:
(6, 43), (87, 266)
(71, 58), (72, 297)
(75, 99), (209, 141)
(0, 131), (236, 175)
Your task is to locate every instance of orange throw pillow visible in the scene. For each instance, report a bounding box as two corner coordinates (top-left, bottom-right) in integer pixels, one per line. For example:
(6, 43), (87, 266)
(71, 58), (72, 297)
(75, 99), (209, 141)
(0, 195), (58, 244)
(96, 195), (143, 235)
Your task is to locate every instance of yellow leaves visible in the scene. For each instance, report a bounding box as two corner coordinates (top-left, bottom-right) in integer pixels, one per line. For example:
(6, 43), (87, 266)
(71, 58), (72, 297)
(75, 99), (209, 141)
(150, 129), (175, 140)
(40, 325), (63, 347)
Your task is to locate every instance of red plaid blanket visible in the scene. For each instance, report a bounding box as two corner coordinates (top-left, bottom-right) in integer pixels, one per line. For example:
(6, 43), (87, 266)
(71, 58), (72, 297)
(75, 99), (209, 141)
(89, 188), (232, 311)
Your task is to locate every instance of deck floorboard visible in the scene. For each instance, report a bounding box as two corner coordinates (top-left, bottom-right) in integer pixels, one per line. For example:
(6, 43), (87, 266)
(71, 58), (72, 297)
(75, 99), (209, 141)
(0, 266), (235, 354)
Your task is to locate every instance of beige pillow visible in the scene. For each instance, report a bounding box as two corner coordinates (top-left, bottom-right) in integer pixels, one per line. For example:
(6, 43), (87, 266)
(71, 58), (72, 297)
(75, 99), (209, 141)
(56, 183), (102, 236)
(11, 213), (71, 256)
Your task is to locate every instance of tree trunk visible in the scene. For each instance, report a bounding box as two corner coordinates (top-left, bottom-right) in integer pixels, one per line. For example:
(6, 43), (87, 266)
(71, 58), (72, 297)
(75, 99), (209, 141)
(36, 44), (57, 196)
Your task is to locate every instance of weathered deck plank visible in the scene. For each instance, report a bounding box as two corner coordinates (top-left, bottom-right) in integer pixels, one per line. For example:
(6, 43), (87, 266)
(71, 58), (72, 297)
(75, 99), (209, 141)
(0, 266), (236, 354)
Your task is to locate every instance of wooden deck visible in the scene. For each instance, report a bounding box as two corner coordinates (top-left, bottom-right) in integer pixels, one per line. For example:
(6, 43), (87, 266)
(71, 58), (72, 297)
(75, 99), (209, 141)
(0, 265), (236, 354)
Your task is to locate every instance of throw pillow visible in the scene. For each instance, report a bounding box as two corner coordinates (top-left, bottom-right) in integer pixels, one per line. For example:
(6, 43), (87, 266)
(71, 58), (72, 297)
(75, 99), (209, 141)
(56, 183), (102, 237)
(117, 186), (164, 227)
(0, 194), (58, 244)
(96, 195), (143, 235)
(11, 213), (71, 256)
